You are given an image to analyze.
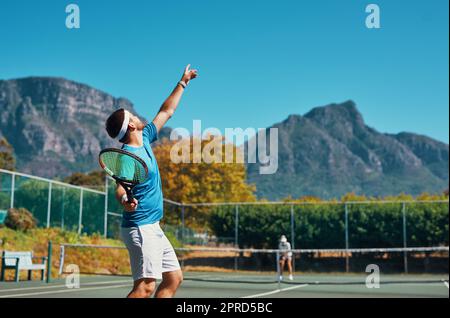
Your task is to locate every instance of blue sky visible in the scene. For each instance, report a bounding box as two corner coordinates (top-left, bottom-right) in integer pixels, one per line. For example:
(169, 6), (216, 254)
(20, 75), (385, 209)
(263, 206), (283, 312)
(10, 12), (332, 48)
(0, 0), (448, 143)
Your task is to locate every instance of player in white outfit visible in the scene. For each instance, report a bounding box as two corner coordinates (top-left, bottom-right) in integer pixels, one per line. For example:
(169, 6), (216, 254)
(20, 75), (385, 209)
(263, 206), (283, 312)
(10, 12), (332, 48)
(278, 235), (293, 281)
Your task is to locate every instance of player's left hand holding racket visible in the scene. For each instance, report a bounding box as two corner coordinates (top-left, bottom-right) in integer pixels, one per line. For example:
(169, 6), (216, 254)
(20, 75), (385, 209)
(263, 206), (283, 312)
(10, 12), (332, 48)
(99, 148), (148, 210)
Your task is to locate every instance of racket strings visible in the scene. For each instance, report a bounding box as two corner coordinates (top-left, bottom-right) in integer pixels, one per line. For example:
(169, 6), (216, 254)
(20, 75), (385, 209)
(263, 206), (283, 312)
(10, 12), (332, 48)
(100, 151), (147, 184)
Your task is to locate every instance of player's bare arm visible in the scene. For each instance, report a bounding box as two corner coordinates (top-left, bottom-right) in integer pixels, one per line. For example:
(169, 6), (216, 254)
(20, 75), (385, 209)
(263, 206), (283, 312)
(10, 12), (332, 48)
(152, 64), (198, 132)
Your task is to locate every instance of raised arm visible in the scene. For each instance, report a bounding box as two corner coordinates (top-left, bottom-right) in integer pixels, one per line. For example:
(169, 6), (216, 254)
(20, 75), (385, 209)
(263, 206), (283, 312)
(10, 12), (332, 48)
(152, 64), (198, 132)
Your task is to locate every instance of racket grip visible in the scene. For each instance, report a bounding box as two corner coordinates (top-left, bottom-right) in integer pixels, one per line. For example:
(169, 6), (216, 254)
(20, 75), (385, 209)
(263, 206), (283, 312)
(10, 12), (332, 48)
(125, 189), (134, 203)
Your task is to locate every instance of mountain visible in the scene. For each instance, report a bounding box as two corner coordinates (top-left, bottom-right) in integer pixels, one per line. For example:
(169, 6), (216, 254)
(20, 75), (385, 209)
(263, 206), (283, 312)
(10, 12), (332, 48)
(246, 100), (449, 200)
(0, 77), (153, 178)
(1, 78), (447, 199)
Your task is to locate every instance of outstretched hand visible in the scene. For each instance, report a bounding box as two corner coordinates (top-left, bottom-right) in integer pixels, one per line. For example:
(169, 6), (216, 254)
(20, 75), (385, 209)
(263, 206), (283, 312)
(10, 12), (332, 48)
(181, 64), (198, 84)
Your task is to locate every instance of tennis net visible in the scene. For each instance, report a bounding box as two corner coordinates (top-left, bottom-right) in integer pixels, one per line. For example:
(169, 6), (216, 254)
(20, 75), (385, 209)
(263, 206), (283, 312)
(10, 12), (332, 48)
(58, 243), (449, 284)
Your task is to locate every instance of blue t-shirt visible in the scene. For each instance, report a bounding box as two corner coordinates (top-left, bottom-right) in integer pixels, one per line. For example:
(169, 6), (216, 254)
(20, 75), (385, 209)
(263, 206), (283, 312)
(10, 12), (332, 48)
(121, 122), (163, 227)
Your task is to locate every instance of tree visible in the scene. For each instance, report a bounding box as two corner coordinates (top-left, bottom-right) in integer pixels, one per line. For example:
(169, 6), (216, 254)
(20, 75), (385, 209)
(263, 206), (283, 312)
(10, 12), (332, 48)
(0, 137), (15, 170)
(64, 170), (106, 190)
(154, 137), (255, 204)
(153, 137), (256, 229)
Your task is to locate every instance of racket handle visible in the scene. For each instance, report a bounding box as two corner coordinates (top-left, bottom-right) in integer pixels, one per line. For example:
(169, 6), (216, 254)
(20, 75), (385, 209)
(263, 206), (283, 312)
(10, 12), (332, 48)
(125, 189), (135, 203)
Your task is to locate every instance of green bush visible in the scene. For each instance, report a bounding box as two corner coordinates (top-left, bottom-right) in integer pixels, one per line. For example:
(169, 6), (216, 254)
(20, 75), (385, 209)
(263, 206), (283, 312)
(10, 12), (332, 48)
(5, 207), (37, 232)
(210, 202), (449, 249)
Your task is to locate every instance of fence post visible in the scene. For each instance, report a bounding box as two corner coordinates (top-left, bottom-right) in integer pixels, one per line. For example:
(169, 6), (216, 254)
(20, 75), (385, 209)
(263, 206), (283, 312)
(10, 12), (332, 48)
(290, 204), (295, 272)
(345, 203), (349, 273)
(402, 202), (408, 274)
(78, 189), (83, 234)
(46, 182), (52, 228)
(104, 177), (108, 238)
(180, 204), (185, 269)
(181, 204), (185, 244)
(46, 241), (52, 283)
(10, 173), (15, 209)
(235, 205), (239, 248)
(61, 187), (65, 230)
(234, 205), (239, 271)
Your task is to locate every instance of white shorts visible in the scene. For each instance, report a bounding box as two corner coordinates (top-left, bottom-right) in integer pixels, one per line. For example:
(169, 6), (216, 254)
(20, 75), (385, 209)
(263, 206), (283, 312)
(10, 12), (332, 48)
(280, 252), (293, 261)
(120, 222), (180, 281)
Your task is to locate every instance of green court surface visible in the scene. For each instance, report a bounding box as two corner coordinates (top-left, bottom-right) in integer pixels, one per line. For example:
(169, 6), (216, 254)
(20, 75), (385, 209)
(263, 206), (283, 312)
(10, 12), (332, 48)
(0, 272), (448, 298)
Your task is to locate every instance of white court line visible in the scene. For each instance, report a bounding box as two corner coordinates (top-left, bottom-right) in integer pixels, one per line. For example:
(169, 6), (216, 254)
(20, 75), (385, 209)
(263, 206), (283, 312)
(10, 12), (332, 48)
(0, 283), (131, 298)
(241, 284), (309, 298)
(443, 280), (449, 289)
(374, 282), (450, 286)
(0, 279), (131, 293)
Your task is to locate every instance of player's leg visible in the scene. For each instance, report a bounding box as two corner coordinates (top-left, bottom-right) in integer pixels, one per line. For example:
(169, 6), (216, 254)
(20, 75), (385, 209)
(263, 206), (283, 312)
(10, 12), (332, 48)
(128, 278), (156, 298)
(287, 257), (293, 280)
(154, 226), (183, 298)
(155, 269), (183, 298)
(121, 225), (162, 298)
(279, 257), (286, 279)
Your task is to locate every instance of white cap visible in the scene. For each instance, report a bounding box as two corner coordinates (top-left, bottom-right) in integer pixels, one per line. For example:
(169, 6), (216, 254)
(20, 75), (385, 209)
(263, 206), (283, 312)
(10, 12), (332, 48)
(116, 110), (130, 141)
(280, 235), (287, 243)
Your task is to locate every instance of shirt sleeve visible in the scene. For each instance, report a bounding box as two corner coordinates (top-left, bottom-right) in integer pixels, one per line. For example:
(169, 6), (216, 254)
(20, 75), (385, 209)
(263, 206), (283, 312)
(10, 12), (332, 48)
(143, 122), (158, 145)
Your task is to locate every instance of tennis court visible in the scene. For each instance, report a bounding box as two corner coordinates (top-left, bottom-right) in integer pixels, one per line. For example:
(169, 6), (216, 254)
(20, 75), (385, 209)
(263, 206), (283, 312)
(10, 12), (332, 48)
(2, 243), (448, 298)
(0, 272), (448, 298)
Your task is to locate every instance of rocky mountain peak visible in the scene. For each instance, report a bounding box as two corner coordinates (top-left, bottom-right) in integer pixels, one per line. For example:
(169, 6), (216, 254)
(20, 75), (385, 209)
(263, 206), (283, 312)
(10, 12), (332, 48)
(0, 77), (136, 177)
(247, 101), (449, 199)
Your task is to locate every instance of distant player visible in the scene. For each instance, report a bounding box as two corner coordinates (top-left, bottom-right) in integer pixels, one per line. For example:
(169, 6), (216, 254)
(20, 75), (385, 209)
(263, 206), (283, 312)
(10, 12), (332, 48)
(278, 235), (293, 281)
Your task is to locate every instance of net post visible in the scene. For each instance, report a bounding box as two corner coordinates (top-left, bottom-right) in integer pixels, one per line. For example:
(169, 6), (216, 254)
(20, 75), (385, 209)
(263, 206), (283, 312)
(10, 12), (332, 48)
(402, 202), (408, 274)
(344, 203), (349, 273)
(276, 250), (281, 288)
(78, 189), (83, 234)
(104, 177), (108, 238)
(234, 205), (239, 271)
(10, 172), (15, 209)
(59, 245), (65, 275)
(46, 182), (52, 228)
(290, 204), (296, 273)
(46, 241), (52, 283)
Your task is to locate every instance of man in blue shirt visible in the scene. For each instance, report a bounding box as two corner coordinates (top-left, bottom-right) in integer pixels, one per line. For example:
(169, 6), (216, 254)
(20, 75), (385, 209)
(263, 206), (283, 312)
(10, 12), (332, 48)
(105, 65), (198, 298)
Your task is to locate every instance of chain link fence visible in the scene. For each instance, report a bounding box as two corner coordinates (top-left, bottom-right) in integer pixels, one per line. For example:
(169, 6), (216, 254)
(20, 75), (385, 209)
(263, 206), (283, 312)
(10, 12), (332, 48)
(1, 168), (448, 274)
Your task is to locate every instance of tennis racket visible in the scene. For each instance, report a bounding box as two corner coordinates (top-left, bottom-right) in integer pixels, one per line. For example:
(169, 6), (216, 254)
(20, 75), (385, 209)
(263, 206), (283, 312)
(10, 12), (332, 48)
(99, 148), (148, 203)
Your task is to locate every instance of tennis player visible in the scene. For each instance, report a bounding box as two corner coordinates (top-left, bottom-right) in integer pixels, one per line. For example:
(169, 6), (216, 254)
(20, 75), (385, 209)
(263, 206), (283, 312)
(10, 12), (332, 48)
(105, 65), (198, 298)
(278, 235), (294, 281)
